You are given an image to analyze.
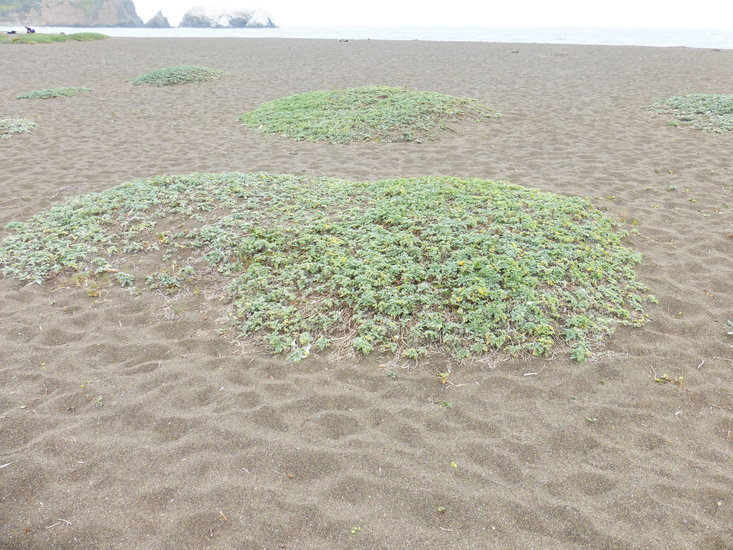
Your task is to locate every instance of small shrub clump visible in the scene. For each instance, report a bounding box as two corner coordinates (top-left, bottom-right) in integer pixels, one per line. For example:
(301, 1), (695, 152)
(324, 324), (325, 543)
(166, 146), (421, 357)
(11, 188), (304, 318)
(649, 94), (733, 133)
(17, 87), (91, 100)
(0, 173), (652, 363)
(129, 65), (223, 87)
(241, 85), (497, 143)
(0, 118), (36, 137)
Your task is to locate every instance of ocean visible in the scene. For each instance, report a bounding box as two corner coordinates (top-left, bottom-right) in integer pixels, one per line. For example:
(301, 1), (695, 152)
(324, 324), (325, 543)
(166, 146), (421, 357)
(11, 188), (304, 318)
(15, 25), (733, 49)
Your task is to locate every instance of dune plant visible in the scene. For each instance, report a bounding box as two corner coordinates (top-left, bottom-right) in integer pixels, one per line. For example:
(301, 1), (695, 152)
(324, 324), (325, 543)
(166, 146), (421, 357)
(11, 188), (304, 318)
(241, 86), (497, 143)
(129, 65), (223, 87)
(0, 173), (652, 362)
(0, 32), (108, 44)
(649, 94), (733, 133)
(0, 118), (36, 137)
(17, 87), (91, 100)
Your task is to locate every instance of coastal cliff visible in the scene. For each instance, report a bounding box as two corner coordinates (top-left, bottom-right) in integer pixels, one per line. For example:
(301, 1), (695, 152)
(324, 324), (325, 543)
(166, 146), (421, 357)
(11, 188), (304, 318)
(179, 6), (276, 28)
(145, 10), (170, 28)
(0, 0), (143, 27)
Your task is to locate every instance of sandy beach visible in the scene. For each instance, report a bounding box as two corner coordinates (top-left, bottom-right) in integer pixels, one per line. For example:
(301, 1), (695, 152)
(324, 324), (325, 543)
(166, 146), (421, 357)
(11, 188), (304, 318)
(1, 37), (732, 548)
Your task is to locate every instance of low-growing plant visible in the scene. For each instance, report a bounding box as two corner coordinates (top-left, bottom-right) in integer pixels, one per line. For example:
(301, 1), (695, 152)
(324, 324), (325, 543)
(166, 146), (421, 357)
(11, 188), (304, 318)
(655, 374), (684, 386)
(648, 94), (733, 133)
(0, 172), (652, 363)
(17, 86), (91, 100)
(129, 65), (223, 87)
(0, 32), (108, 44)
(241, 85), (497, 143)
(114, 271), (135, 288)
(0, 118), (36, 137)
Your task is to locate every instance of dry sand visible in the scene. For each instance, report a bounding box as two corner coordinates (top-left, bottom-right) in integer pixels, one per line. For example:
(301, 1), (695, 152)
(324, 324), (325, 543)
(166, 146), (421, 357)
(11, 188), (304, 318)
(0, 37), (732, 548)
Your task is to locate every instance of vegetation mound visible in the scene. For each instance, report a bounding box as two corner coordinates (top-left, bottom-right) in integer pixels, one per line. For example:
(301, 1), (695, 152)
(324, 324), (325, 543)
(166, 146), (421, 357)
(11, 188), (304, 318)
(129, 65), (223, 87)
(0, 32), (108, 44)
(17, 87), (91, 100)
(0, 173), (652, 362)
(240, 86), (497, 143)
(649, 94), (733, 133)
(0, 118), (36, 137)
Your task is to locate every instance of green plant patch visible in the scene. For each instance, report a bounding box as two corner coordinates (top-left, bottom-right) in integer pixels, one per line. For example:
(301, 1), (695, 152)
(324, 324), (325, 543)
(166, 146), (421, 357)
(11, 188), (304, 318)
(17, 86), (91, 100)
(240, 86), (497, 143)
(0, 32), (108, 44)
(0, 173), (652, 362)
(648, 94), (733, 133)
(0, 117), (36, 136)
(129, 65), (223, 87)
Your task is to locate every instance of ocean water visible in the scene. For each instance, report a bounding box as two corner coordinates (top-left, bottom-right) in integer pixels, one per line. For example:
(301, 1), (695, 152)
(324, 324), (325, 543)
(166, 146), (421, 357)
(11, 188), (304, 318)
(14, 25), (733, 49)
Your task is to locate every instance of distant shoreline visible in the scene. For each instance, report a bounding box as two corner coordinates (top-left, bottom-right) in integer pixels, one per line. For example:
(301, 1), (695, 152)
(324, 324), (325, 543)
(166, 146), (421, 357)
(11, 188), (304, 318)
(2, 24), (731, 49)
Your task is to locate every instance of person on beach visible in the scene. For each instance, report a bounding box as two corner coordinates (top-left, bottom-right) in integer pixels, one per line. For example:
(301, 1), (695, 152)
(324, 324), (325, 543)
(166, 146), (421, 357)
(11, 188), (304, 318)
(25, 26), (35, 33)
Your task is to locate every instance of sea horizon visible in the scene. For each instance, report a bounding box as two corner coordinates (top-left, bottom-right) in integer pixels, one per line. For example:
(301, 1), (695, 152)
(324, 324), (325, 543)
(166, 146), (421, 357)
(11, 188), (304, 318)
(7, 24), (733, 49)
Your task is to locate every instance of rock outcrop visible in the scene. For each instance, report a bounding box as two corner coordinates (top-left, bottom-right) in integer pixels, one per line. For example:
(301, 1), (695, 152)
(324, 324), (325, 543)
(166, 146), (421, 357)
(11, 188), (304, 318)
(145, 10), (170, 28)
(0, 0), (143, 27)
(179, 5), (276, 28)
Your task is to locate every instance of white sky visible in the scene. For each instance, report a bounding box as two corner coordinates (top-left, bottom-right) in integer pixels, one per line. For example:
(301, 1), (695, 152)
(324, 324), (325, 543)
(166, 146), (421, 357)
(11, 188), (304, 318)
(132, 1), (733, 29)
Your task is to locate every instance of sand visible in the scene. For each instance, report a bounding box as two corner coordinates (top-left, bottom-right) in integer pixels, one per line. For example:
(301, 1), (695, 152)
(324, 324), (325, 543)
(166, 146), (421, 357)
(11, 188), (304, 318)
(0, 37), (731, 549)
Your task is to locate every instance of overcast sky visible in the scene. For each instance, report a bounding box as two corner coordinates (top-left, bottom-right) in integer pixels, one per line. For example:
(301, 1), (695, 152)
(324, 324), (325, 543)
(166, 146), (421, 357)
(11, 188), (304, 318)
(132, 1), (733, 29)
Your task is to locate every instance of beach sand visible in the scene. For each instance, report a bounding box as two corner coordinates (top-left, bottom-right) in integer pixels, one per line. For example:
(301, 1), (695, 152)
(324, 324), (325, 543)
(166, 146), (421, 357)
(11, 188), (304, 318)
(0, 37), (731, 548)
